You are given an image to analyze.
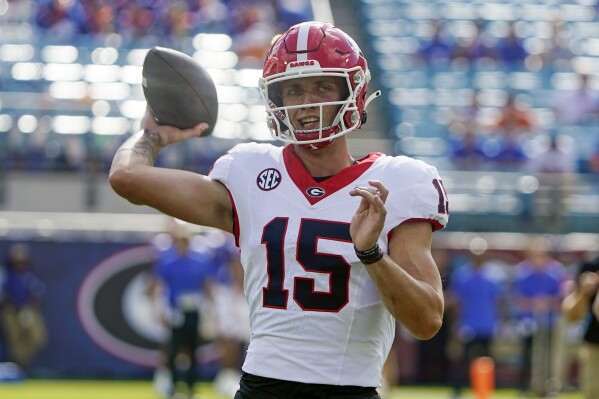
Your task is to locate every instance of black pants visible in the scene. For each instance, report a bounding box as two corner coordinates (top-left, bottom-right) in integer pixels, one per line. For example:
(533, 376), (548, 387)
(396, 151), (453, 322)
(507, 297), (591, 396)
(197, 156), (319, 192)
(451, 336), (493, 396)
(169, 310), (200, 393)
(234, 373), (381, 399)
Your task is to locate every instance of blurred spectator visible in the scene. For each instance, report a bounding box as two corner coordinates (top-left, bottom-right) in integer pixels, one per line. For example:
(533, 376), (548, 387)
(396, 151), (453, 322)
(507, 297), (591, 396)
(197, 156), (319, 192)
(496, 23), (528, 68)
(191, 0), (230, 33)
(492, 93), (535, 137)
(528, 135), (577, 175)
(35, 0), (90, 39)
(85, 1), (117, 36)
(554, 73), (599, 125)
(453, 20), (496, 64)
(448, 128), (490, 170)
(512, 237), (567, 397)
(488, 135), (529, 171)
(150, 220), (215, 399)
(447, 251), (503, 399)
(229, 0), (279, 67)
(417, 20), (455, 68)
(212, 246), (250, 398)
(540, 18), (574, 70)
(0, 243), (47, 373)
(163, 1), (193, 39)
(562, 253), (599, 399)
(527, 135), (578, 232)
(448, 92), (483, 131)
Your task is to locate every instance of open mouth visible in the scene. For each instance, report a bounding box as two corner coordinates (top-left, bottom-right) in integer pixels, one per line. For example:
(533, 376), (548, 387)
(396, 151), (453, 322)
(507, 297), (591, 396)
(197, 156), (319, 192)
(299, 116), (320, 130)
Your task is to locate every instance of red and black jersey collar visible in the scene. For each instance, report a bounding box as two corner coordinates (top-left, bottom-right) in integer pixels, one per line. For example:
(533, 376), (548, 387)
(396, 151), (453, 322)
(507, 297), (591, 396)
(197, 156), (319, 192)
(282, 145), (382, 205)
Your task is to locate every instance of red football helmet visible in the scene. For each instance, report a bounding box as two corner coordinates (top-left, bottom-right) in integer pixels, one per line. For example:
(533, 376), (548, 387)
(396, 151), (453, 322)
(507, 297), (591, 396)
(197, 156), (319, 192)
(259, 21), (379, 150)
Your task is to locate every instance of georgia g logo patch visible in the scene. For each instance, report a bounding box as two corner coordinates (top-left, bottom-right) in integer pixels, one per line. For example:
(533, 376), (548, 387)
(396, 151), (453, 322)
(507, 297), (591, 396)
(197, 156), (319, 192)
(306, 187), (326, 197)
(257, 168), (282, 191)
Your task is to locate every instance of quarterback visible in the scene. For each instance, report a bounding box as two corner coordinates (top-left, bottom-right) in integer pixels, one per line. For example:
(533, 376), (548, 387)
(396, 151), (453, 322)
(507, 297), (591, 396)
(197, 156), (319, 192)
(110, 21), (449, 399)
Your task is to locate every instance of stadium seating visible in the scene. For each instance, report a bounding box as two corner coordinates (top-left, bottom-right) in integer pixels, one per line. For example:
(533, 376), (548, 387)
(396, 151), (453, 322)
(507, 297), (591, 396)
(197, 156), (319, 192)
(356, 0), (599, 232)
(0, 0), (598, 232)
(0, 0), (312, 174)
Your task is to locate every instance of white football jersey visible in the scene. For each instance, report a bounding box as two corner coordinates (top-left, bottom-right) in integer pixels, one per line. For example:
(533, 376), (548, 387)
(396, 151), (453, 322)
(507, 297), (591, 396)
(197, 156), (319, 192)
(209, 143), (449, 387)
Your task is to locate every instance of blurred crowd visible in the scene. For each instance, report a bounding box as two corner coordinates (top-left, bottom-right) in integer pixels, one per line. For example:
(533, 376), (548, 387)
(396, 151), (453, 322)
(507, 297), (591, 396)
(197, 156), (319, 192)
(413, 18), (599, 177)
(33, 0), (312, 52)
(445, 74), (598, 175)
(415, 18), (575, 72)
(0, 0), (313, 175)
(2, 2), (599, 187)
(147, 219), (249, 398)
(381, 235), (599, 399)
(1, 231), (598, 399)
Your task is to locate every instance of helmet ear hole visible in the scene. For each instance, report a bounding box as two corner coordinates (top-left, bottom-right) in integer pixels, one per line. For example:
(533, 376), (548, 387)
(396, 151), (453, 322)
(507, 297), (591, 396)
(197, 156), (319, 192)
(361, 110), (368, 125)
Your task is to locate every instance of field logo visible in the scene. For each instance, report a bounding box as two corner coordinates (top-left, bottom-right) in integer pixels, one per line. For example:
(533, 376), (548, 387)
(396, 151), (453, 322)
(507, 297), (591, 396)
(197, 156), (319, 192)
(77, 245), (166, 367)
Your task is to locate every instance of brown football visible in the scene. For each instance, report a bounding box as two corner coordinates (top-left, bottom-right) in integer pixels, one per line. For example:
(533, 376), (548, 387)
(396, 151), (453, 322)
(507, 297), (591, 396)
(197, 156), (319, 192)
(142, 46), (218, 134)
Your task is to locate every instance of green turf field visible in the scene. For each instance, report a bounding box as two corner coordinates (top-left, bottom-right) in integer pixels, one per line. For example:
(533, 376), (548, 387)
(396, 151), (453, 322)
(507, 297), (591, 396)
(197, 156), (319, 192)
(0, 380), (586, 399)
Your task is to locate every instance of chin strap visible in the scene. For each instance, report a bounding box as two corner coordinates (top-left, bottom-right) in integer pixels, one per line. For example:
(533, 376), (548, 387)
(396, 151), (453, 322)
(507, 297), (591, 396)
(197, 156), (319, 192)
(365, 90), (382, 109)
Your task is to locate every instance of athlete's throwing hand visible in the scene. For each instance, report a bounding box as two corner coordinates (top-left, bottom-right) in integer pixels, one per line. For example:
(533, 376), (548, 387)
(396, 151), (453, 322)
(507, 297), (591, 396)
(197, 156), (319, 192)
(141, 106), (209, 147)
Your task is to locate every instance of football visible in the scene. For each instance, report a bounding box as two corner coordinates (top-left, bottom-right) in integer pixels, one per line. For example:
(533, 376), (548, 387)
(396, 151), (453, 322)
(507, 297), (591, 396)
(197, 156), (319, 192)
(142, 46), (218, 134)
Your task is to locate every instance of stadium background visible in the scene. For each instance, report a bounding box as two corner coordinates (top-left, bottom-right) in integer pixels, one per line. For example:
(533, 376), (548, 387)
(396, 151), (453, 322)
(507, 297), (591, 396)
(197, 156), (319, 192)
(0, 0), (598, 395)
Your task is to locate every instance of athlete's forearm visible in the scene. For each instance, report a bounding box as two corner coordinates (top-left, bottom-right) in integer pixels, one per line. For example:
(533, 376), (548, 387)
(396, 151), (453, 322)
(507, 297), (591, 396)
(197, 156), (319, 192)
(365, 255), (443, 340)
(111, 129), (164, 169)
(109, 129), (165, 204)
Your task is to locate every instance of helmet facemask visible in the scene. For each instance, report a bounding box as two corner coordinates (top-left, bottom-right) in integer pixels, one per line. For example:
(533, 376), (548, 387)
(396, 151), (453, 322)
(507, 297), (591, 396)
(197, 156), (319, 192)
(260, 67), (368, 150)
(260, 21), (379, 150)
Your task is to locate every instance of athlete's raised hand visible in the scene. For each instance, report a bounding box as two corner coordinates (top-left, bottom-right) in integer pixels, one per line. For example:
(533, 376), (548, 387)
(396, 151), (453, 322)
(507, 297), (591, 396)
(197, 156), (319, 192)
(349, 180), (388, 251)
(141, 106), (209, 148)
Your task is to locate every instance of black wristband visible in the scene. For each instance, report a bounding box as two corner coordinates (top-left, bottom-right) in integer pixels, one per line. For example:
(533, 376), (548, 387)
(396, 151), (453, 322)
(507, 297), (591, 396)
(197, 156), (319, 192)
(354, 243), (384, 265)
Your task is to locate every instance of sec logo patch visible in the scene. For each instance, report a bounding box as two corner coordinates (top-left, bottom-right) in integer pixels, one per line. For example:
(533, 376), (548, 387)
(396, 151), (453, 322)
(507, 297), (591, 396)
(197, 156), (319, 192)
(257, 168), (282, 191)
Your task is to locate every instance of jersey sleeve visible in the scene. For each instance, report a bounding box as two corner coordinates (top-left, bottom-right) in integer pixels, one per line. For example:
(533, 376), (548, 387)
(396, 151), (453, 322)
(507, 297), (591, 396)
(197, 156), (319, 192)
(209, 143), (264, 185)
(208, 146), (237, 185)
(208, 143), (259, 246)
(387, 160), (449, 231)
(412, 164), (449, 231)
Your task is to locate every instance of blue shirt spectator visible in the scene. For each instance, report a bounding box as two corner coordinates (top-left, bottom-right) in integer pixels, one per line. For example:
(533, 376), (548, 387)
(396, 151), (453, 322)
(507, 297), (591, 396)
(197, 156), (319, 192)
(514, 258), (565, 328)
(150, 222), (215, 398)
(448, 252), (503, 398)
(418, 20), (455, 68)
(0, 244), (47, 369)
(512, 237), (566, 394)
(450, 255), (502, 339)
(450, 129), (491, 170)
(496, 25), (528, 67)
(3, 246), (44, 307)
(154, 234), (213, 309)
(489, 136), (529, 170)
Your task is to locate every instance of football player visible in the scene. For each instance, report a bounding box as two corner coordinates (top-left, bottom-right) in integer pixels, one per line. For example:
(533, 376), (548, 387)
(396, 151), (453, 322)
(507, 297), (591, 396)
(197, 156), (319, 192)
(110, 21), (449, 399)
